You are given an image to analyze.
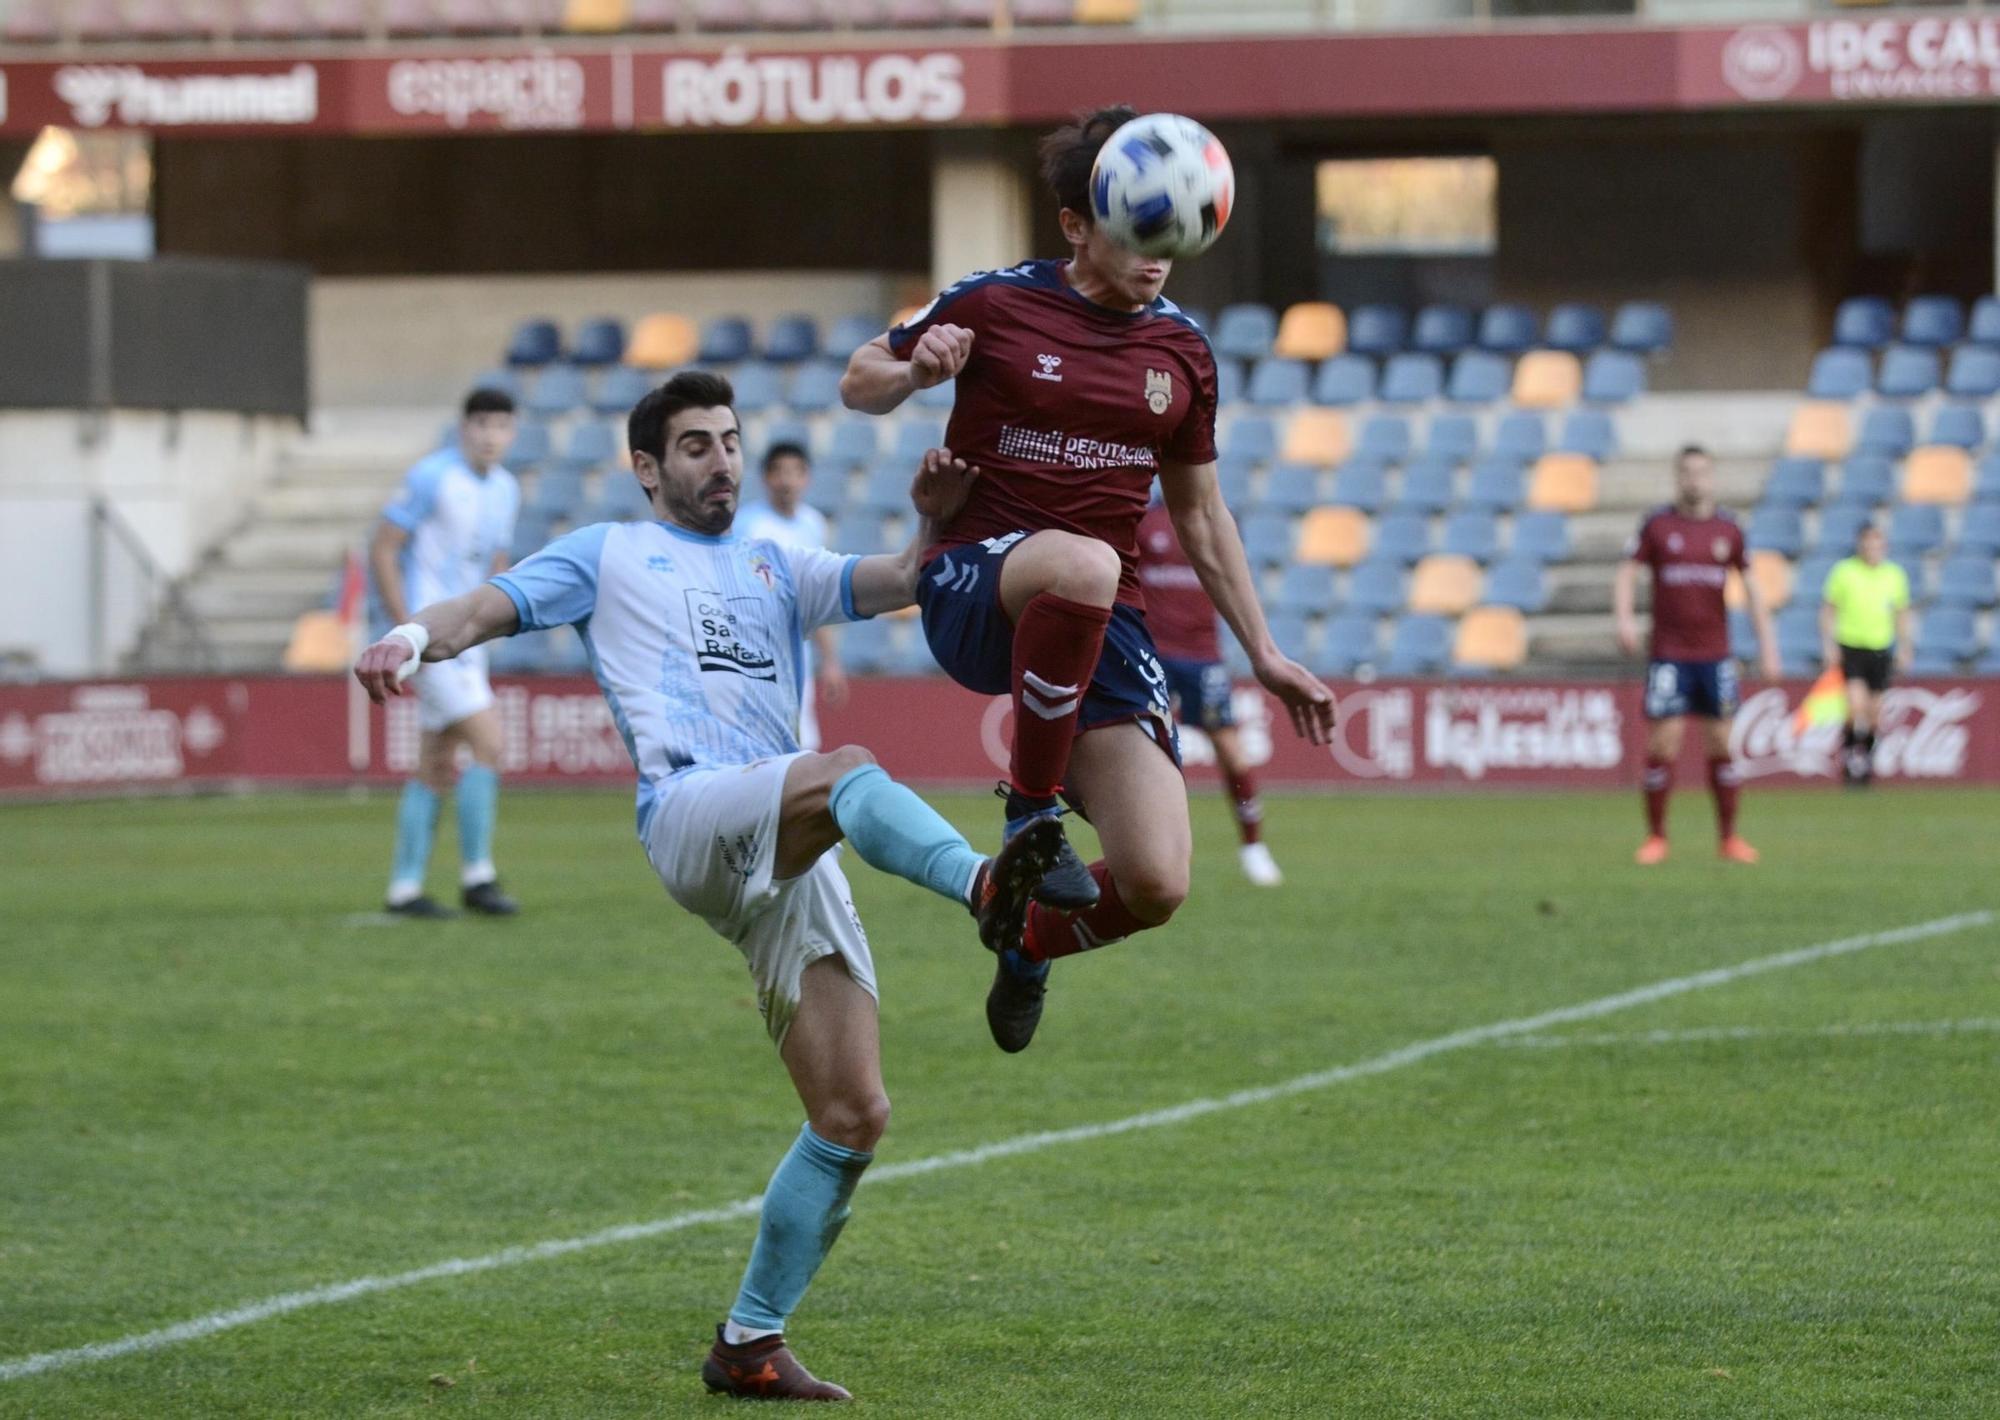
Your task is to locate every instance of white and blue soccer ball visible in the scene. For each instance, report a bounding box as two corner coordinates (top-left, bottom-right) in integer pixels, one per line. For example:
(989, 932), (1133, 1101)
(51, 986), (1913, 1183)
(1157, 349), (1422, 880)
(1089, 113), (1235, 260)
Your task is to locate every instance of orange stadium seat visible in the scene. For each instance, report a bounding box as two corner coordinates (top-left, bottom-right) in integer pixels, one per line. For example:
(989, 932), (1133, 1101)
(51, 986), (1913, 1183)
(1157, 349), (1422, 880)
(1726, 549), (1793, 610)
(1281, 409), (1351, 468)
(1074, 0), (1138, 19)
(564, 0), (629, 28)
(1273, 303), (1346, 362)
(1409, 554), (1482, 615)
(1902, 445), (1972, 505)
(1511, 351), (1583, 409)
(628, 313), (699, 369)
(1453, 607), (1528, 671)
(1526, 453), (1598, 512)
(282, 613), (354, 673)
(1785, 402), (1853, 460)
(1296, 507), (1369, 567)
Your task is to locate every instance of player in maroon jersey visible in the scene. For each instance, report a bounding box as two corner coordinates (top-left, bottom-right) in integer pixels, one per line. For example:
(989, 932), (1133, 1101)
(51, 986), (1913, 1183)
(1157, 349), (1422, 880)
(1613, 445), (1780, 866)
(841, 105), (1333, 1052)
(1136, 494), (1283, 887)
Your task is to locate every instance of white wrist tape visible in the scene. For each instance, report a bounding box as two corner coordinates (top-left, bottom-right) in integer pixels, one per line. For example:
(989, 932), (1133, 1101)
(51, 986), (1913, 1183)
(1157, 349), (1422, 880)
(385, 623), (429, 683)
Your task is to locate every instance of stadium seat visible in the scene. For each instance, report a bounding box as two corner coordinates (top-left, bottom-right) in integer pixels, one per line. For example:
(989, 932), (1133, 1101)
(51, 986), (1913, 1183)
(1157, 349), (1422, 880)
(1833, 296), (1896, 349)
(1936, 556), (1998, 609)
(1477, 304), (1537, 354)
(2, 0), (59, 42)
(529, 466), (587, 519)
(1371, 513), (1431, 565)
(1544, 303), (1606, 353)
(1173, 304), (1210, 333)
(1409, 554), (1481, 615)
(762, 314), (820, 363)
(1492, 411), (1546, 463)
(1775, 607), (1823, 674)
(1347, 305), (1408, 357)
(1914, 606), (1978, 665)
(590, 365), (651, 416)
(911, 377), (955, 410)
(1512, 351), (1581, 409)
(839, 619), (896, 673)
(1815, 504), (1873, 556)
(826, 313), (883, 358)
(729, 361), (782, 413)
(564, 0), (630, 31)
(1512, 511), (1572, 564)
(1526, 453), (1598, 513)
(281, 612), (352, 672)
(1855, 406), (1915, 458)
(469, 366), (521, 400)
(1807, 347), (1871, 400)
(1239, 512), (1295, 567)
(1730, 549), (1793, 610)
(1928, 404), (1985, 451)
(378, 0), (435, 40)
(1464, 458), (1526, 514)
(594, 474), (654, 522)
(1378, 353), (1442, 405)
(1426, 414), (1479, 463)
(1273, 302), (1346, 361)
(1274, 563), (1338, 615)
(511, 510), (555, 561)
(824, 419), (878, 471)
(1216, 456), (1253, 510)
(569, 318), (626, 368)
(1312, 354), (1375, 406)
(1833, 456), (1895, 508)
(507, 421), (553, 469)
(1297, 506), (1370, 567)
(1958, 501), (2000, 554)
(1747, 507), (1805, 558)
(1887, 504), (1947, 559)
(1355, 415), (1412, 464)
(1581, 350), (1646, 404)
(1383, 615), (1453, 675)
(490, 630), (553, 674)
(1793, 553), (1837, 600)
(1786, 403), (1853, 460)
(1904, 445), (1972, 505)
(505, 318), (562, 367)
(1441, 511), (1500, 564)
(1611, 301), (1674, 353)
(1556, 409), (1616, 461)
(1265, 611), (1315, 661)
(786, 361), (844, 413)
(1315, 615), (1381, 676)
(1453, 606), (1528, 672)
(1978, 452), (2000, 503)
(1978, 644), (2000, 675)
(1281, 409), (1351, 468)
(1215, 359), (1246, 407)
(318, 0), (373, 35)
(886, 630), (940, 677)
(758, 419), (811, 464)
(1480, 559), (1548, 614)
(1396, 456), (1457, 515)
(697, 316), (753, 363)
(1970, 295), (2000, 347)
(891, 419), (946, 465)
(1762, 458), (1825, 509)
(1347, 559), (1410, 615)
(1901, 294), (1964, 347)
(1248, 358), (1311, 407)
(1221, 417), (1279, 466)
(1945, 345), (2000, 398)
(1445, 351), (1510, 404)
(558, 421), (617, 473)
(1877, 345), (1941, 399)
(628, 313), (698, 369)
(832, 509), (890, 553)
(1328, 461), (1387, 515)
(1263, 464), (1323, 515)
(1414, 304), (1475, 354)
(525, 365), (586, 418)
(1214, 304), (1277, 361)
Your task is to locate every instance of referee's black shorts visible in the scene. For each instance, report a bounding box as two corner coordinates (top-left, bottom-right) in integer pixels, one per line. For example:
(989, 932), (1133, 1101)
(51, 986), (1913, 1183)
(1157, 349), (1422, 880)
(1838, 644), (1893, 692)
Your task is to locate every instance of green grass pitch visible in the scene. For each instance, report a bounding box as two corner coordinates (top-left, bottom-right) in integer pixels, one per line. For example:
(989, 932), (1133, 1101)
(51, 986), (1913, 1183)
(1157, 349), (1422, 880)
(3, 785), (1997, 1417)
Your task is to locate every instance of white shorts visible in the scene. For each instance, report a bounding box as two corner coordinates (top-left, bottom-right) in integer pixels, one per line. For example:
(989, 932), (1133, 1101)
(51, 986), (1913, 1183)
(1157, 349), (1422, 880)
(414, 644), (494, 733)
(643, 753), (876, 1047)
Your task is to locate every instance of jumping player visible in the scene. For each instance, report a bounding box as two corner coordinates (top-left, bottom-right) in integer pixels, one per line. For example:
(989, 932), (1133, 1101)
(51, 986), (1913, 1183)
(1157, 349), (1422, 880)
(353, 372), (1054, 1401)
(841, 105), (1333, 1052)
(1136, 493), (1282, 887)
(1614, 444), (1780, 865)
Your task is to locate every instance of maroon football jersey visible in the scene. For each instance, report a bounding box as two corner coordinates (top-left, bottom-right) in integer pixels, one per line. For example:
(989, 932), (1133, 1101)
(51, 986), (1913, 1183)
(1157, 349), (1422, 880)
(888, 259), (1219, 608)
(1627, 504), (1747, 662)
(1135, 500), (1221, 662)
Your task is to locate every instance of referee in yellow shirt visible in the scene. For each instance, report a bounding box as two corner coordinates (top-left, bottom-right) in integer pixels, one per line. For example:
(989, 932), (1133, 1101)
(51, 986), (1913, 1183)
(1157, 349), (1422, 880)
(1819, 523), (1913, 785)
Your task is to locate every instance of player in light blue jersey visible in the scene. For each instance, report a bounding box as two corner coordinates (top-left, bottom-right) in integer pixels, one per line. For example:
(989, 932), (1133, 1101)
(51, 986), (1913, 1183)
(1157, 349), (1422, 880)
(737, 440), (844, 751)
(354, 371), (1062, 1402)
(369, 387), (523, 919)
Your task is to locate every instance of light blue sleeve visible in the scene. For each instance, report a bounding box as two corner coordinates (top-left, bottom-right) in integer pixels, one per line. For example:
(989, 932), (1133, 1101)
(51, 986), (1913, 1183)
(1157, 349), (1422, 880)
(782, 543), (867, 631)
(382, 456), (446, 532)
(490, 523), (610, 631)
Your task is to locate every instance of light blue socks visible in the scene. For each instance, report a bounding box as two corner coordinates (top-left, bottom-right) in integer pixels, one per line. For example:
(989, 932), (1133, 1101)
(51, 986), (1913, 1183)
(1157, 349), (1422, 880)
(386, 781), (441, 904)
(828, 764), (983, 904)
(456, 764), (500, 886)
(729, 1124), (874, 1332)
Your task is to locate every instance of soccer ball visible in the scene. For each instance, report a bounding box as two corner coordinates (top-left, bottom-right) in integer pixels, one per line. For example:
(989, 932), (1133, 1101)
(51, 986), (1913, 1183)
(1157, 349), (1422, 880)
(1089, 113), (1235, 260)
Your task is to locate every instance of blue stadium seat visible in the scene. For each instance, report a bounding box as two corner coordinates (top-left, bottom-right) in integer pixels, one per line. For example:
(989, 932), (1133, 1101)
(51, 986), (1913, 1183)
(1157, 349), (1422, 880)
(1426, 414), (1479, 463)
(1762, 458), (1825, 509)
(1888, 503), (1946, 560)
(1396, 456), (1457, 515)
(1492, 412), (1546, 463)
(892, 419), (946, 465)
(558, 421), (617, 472)
(787, 361), (845, 413)
(1247, 357), (1311, 407)
(1611, 301), (1674, 353)
(1483, 558), (1548, 613)
(1222, 637), (1254, 679)
(824, 419), (878, 470)
(525, 364), (586, 417)
(1348, 304), (1408, 356)
(697, 316), (753, 363)
(1807, 347), (1871, 400)
(758, 420), (811, 465)
(1877, 345), (1940, 399)
(590, 364), (650, 416)
(912, 377), (956, 411)
(528, 466), (586, 519)
(1936, 556), (1998, 609)
(469, 366), (520, 400)
(1557, 409), (1617, 461)
(1240, 511), (1295, 567)
(1477, 304), (1537, 354)
(593, 474), (654, 523)
(1582, 349), (1646, 404)
(1221, 416), (1280, 466)
(1958, 501), (2000, 554)
(826, 313), (883, 359)
(1441, 510), (1500, 564)
(1312, 354), (1375, 406)
(1776, 607), (1822, 674)
(569, 317), (626, 368)
(839, 619), (896, 673)
(1815, 504), (1873, 556)
(1347, 559), (1409, 614)
(1970, 295), (2000, 348)
(1378, 353), (1442, 405)
(1900, 294), (1964, 347)
(1330, 461), (1387, 514)
(1384, 615), (1452, 675)
(1413, 304), (1474, 354)
(1855, 406), (1915, 457)
(506, 421), (552, 470)
(762, 313), (820, 363)
(1215, 304), (1277, 361)
(511, 511), (555, 561)
(1314, 615), (1381, 676)
(1371, 513), (1431, 565)
(1356, 415), (1412, 464)
(490, 630), (552, 674)
(1794, 554), (1838, 602)
(1728, 610), (1757, 661)
(1978, 452), (2000, 503)
(730, 361), (783, 413)
(1265, 611), (1315, 661)
(1175, 305), (1210, 333)
(1263, 463), (1323, 515)
(1914, 606), (1978, 665)
(1464, 458), (1526, 513)
(833, 509), (890, 554)
(1833, 296), (1895, 349)
(505, 318), (562, 367)
(548, 627), (592, 673)
(1446, 350), (1510, 404)
(1216, 456), (1254, 510)
(1747, 507), (1805, 558)
(1911, 646), (1963, 675)
(1275, 563), (1338, 615)
(1945, 345), (2000, 398)
(1216, 359), (1246, 407)
(1929, 404), (1985, 450)
(888, 630), (941, 676)
(1545, 302), (1606, 353)
(1511, 511), (1571, 563)
(1834, 456), (1896, 507)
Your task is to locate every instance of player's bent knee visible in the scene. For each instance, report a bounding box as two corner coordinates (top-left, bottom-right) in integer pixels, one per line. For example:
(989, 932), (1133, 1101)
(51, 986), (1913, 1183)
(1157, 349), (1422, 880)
(1121, 869), (1188, 927)
(813, 1092), (890, 1153)
(1055, 537), (1121, 605)
(823, 744), (876, 779)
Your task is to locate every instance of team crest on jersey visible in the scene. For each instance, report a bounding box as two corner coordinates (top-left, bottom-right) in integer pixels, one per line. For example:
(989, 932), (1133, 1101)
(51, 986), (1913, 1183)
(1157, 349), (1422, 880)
(1145, 369), (1173, 415)
(1712, 536), (1731, 561)
(1667, 532), (1684, 554)
(745, 548), (777, 589)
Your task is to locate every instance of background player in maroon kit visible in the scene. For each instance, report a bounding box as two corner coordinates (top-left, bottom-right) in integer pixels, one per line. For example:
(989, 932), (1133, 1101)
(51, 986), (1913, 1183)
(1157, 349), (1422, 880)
(841, 105), (1333, 1052)
(1136, 493), (1283, 888)
(1614, 444), (1780, 866)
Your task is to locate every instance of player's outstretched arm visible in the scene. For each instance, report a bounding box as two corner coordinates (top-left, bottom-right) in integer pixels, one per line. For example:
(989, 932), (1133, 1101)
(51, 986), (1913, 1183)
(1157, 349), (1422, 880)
(1162, 459), (1336, 745)
(846, 449), (979, 618)
(839, 328), (974, 416)
(353, 585), (519, 705)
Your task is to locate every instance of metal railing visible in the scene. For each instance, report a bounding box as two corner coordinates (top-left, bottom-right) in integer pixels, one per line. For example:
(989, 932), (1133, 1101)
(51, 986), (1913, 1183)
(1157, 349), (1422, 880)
(87, 494), (219, 673)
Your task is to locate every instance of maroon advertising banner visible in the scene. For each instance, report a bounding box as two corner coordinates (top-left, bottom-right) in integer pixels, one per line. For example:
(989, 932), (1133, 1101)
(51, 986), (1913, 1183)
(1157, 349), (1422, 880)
(1682, 16), (2000, 107)
(1, 674), (1992, 798)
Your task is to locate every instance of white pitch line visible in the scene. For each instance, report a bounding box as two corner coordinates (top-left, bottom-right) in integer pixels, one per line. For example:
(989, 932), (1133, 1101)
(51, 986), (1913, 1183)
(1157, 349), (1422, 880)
(1499, 1017), (2000, 1050)
(4, 907), (1992, 1385)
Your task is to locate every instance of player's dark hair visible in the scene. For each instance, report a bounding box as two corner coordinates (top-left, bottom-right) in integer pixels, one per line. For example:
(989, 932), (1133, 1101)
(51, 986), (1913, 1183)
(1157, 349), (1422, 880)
(463, 387), (516, 418)
(1039, 104), (1140, 222)
(763, 441), (810, 473)
(628, 370), (737, 461)
(1675, 443), (1711, 467)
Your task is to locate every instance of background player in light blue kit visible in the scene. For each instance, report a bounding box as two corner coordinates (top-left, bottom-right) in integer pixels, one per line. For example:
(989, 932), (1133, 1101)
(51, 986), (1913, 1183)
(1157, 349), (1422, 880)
(737, 440), (846, 750)
(368, 387), (522, 919)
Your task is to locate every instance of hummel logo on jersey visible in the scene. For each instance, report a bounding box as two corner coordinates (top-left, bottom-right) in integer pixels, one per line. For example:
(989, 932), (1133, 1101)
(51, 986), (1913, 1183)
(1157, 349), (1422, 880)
(930, 556), (979, 594)
(687, 590), (778, 681)
(1033, 354), (1064, 383)
(647, 555), (675, 572)
(1145, 368), (1173, 414)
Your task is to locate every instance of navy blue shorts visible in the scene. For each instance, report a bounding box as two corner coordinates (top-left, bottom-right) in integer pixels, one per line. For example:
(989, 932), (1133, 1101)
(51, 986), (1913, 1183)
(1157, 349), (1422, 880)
(1160, 656), (1236, 731)
(1644, 658), (1740, 721)
(916, 533), (1180, 765)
